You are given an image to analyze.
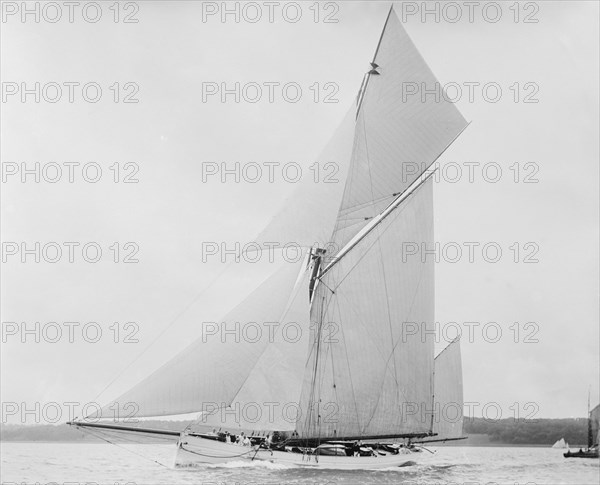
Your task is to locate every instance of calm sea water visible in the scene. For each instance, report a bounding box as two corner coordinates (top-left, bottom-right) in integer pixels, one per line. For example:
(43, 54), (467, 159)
(1, 442), (599, 485)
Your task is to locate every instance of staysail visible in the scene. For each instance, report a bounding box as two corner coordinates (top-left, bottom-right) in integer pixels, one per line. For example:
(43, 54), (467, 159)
(91, 256), (309, 420)
(201, 267), (311, 431)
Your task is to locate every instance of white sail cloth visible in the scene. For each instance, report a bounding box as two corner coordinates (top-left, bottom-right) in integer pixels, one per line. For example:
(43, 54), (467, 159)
(250, 106), (356, 252)
(432, 337), (464, 440)
(331, 10), (467, 251)
(89, 7), (466, 442)
(296, 178), (435, 439)
(92, 256), (309, 421)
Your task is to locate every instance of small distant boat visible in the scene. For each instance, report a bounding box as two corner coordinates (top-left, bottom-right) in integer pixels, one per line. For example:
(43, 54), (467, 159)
(563, 448), (598, 459)
(552, 438), (568, 449)
(564, 397), (599, 459)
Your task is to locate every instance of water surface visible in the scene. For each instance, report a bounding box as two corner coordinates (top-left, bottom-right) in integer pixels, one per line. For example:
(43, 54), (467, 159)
(2, 442), (599, 484)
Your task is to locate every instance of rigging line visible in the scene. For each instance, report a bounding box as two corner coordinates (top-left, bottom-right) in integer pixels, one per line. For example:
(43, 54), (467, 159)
(334, 289), (388, 367)
(179, 445), (257, 460)
(89, 258), (240, 407)
(88, 427), (177, 444)
(313, 288), (339, 443)
(325, 120), (471, 276)
(375, 220), (400, 410)
(226, 261), (308, 411)
(338, 192), (397, 216)
(371, 232), (430, 405)
(430, 361), (436, 434)
(77, 425), (181, 442)
(316, 277), (336, 295)
(361, 229), (399, 432)
(435, 335), (461, 359)
(304, 294), (325, 439)
(361, 104), (379, 231)
(327, 333), (340, 422)
(332, 289), (363, 436)
(79, 427), (171, 468)
(323, 172), (433, 281)
(326, 185), (422, 293)
(322, 206), (431, 431)
(334, 288), (399, 433)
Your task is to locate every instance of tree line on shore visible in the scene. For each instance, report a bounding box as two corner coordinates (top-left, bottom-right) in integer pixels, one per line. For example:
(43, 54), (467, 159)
(463, 417), (590, 446)
(1, 417), (591, 445)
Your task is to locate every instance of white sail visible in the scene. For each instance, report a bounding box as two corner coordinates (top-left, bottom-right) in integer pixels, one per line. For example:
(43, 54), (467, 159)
(552, 438), (567, 449)
(296, 178), (435, 439)
(92, 256), (308, 420)
(251, 105), (356, 252)
(78, 7), (467, 446)
(331, 9), (468, 251)
(201, 268), (311, 431)
(431, 338), (464, 440)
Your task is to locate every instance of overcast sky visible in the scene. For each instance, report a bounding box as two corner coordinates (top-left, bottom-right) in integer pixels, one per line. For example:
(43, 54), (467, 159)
(1, 1), (599, 424)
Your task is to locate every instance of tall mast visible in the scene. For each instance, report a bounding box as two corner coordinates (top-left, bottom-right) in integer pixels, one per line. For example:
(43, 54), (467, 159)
(355, 5), (393, 118)
(588, 387), (593, 449)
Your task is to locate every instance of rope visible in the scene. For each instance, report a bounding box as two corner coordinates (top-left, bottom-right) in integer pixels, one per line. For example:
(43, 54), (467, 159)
(79, 427), (170, 469)
(179, 444), (257, 460)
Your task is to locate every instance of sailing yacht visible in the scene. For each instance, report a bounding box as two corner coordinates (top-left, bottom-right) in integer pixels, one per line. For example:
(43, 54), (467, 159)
(69, 5), (468, 469)
(551, 438), (568, 449)
(564, 402), (599, 459)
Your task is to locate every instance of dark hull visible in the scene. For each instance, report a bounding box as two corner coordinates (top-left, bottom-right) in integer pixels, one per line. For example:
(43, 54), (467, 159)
(563, 450), (599, 459)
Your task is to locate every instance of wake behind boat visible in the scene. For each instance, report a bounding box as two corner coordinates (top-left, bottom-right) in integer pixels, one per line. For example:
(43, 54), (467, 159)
(69, 5), (468, 470)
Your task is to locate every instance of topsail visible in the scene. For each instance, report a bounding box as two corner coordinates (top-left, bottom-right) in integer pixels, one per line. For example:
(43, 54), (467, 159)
(330, 9), (467, 251)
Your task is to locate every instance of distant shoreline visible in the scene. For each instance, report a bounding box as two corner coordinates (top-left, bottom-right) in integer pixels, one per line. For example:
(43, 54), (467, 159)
(1, 416), (594, 447)
(1, 440), (589, 448)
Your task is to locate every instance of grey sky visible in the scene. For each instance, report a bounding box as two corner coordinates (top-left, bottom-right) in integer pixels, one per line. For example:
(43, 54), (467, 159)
(1, 1), (598, 424)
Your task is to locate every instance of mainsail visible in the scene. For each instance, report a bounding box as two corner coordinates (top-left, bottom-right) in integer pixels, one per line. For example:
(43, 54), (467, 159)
(75, 6), (467, 444)
(297, 178), (435, 439)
